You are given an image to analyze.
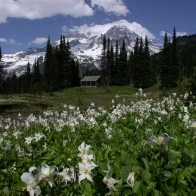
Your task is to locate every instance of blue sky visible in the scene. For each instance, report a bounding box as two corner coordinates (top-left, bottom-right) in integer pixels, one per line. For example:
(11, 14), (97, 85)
(0, 0), (195, 54)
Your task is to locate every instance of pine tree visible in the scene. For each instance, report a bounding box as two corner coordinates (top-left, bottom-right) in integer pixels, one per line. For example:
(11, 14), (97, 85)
(0, 46), (4, 93)
(64, 39), (72, 87)
(110, 44), (115, 85)
(160, 32), (172, 88)
(128, 51), (134, 85)
(31, 60), (41, 94)
(0, 46), (2, 61)
(113, 40), (119, 85)
(132, 37), (140, 87)
(74, 60), (80, 86)
(160, 28), (180, 89)
(100, 35), (107, 85)
(23, 62), (31, 93)
(44, 37), (55, 91)
(105, 38), (111, 85)
(117, 39), (128, 85)
(171, 26), (180, 85)
(12, 72), (18, 93)
(142, 36), (152, 87)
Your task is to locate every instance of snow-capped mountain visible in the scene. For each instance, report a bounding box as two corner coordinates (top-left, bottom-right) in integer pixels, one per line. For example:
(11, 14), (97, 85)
(2, 21), (162, 76)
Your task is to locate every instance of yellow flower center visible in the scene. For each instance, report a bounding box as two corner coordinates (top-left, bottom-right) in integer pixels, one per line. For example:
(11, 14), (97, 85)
(83, 169), (89, 175)
(156, 138), (163, 146)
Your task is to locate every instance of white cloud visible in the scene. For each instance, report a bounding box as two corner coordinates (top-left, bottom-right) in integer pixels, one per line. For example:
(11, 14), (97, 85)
(176, 31), (187, 37)
(0, 0), (94, 23)
(63, 19), (155, 40)
(160, 30), (187, 37)
(0, 38), (7, 43)
(30, 37), (48, 45)
(0, 37), (16, 44)
(9, 39), (16, 44)
(160, 31), (172, 37)
(91, 0), (129, 16)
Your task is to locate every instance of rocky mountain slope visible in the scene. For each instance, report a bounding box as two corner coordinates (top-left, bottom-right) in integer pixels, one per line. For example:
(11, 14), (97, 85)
(2, 24), (162, 76)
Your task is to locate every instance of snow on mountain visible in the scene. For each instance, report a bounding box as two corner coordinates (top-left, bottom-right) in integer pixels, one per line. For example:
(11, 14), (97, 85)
(2, 20), (162, 76)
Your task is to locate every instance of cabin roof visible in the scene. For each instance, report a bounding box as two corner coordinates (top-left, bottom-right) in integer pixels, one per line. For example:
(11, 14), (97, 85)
(80, 76), (101, 82)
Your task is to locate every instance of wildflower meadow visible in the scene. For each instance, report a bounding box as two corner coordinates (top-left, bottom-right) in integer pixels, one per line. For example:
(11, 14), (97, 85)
(0, 89), (195, 195)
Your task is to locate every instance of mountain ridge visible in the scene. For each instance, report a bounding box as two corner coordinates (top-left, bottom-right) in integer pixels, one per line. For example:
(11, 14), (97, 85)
(1, 22), (162, 76)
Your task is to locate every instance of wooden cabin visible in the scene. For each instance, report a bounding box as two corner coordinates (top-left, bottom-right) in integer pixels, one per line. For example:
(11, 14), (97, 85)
(80, 76), (101, 87)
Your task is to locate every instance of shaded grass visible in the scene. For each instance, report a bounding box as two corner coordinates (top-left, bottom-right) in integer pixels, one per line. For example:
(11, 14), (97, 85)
(0, 85), (181, 118)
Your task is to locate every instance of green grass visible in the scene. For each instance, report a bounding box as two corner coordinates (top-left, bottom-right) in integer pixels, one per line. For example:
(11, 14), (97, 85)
(0, 85), (182, 117)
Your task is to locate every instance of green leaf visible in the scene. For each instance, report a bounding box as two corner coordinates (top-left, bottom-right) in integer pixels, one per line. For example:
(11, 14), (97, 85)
(132, 181), (141, 194)
(190, 190), (196, 196)
(142, 158), (149, 171)
(120, 166), (130, 181)
(82, 182), (93, 196)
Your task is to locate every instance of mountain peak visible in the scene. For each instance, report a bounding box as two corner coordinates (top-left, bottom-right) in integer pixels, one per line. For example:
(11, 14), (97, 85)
(2, 21), (162, 76)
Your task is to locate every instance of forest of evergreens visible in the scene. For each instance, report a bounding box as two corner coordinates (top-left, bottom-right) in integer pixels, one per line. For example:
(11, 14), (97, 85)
(0, 27), (196, 94)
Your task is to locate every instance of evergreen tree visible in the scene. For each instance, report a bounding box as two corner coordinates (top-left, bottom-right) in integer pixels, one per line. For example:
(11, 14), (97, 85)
(100, 35), (107, 85)
(106, 38), (111, 85)
(132, 37), (140, 87)
(160, 32), (172, 88)
(110, 44), (115, 85)
(12, 72), (18, 93)
(74, 60), (80, 86)
(23, 62), (31, 93)
(113, 40), (119, 85)
(160, 28), (180, 88)
(128, 51), (134, 85)
(117, 39), (128, 85)
(171, 26), (180, 85)
(0, 46), (2, 60)
(65, 39), (72, 87)
(31, 60), (41, 94)
(44, 37), (55, 91)
(143, 36), (152, 87)
(0, 46), (4, 93)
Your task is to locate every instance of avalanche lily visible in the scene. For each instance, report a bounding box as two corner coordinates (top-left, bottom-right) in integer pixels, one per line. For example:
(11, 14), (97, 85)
(127, 172), (135, 187)
(81, 154), (98, 169)
(78, 162), (93, 183)
(151, 133), (174, 150)
(37, 163), (56, 187)
(21, 166), (41, 196)
(58, 167), (75, 184)
(78, 142), (91, 158)
(103, 164), (118, 191)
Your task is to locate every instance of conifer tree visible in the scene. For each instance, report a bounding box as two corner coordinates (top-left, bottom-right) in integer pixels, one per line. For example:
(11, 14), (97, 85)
(105, 38), (111, 85)
(117, 39), (128, 85)
(12, 72), (18, 93)
(0, 46), (2, 61)
(171, 26), (180, 85)
(160, 28), (180, 88)
(128, 51), (134, 85)
(132, 37), (140, 87)
(23, 62), (31, 93)
(143, 36), (152, 87)
(44, 37), (55, 91)
(110, 44), (115, 85)
(113, 40), (119, 85)
(31, 60), (41, 94)
(160, 32), (172, 88)
(100, 35), (107, 85)
(0, 46), (4, 93)
(74, 60), (80, 86)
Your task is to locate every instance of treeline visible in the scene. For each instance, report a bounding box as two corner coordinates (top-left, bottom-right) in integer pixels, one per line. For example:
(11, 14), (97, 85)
(2, 35), (80, 94)
(100, 27), (196, 89)
(1, 28), (196, 94)
(100, 34), (154, 88)
(151, 28), (196, 89)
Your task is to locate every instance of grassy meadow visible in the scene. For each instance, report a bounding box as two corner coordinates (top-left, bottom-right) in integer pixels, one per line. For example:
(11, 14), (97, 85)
(0, 86), (196, 195)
